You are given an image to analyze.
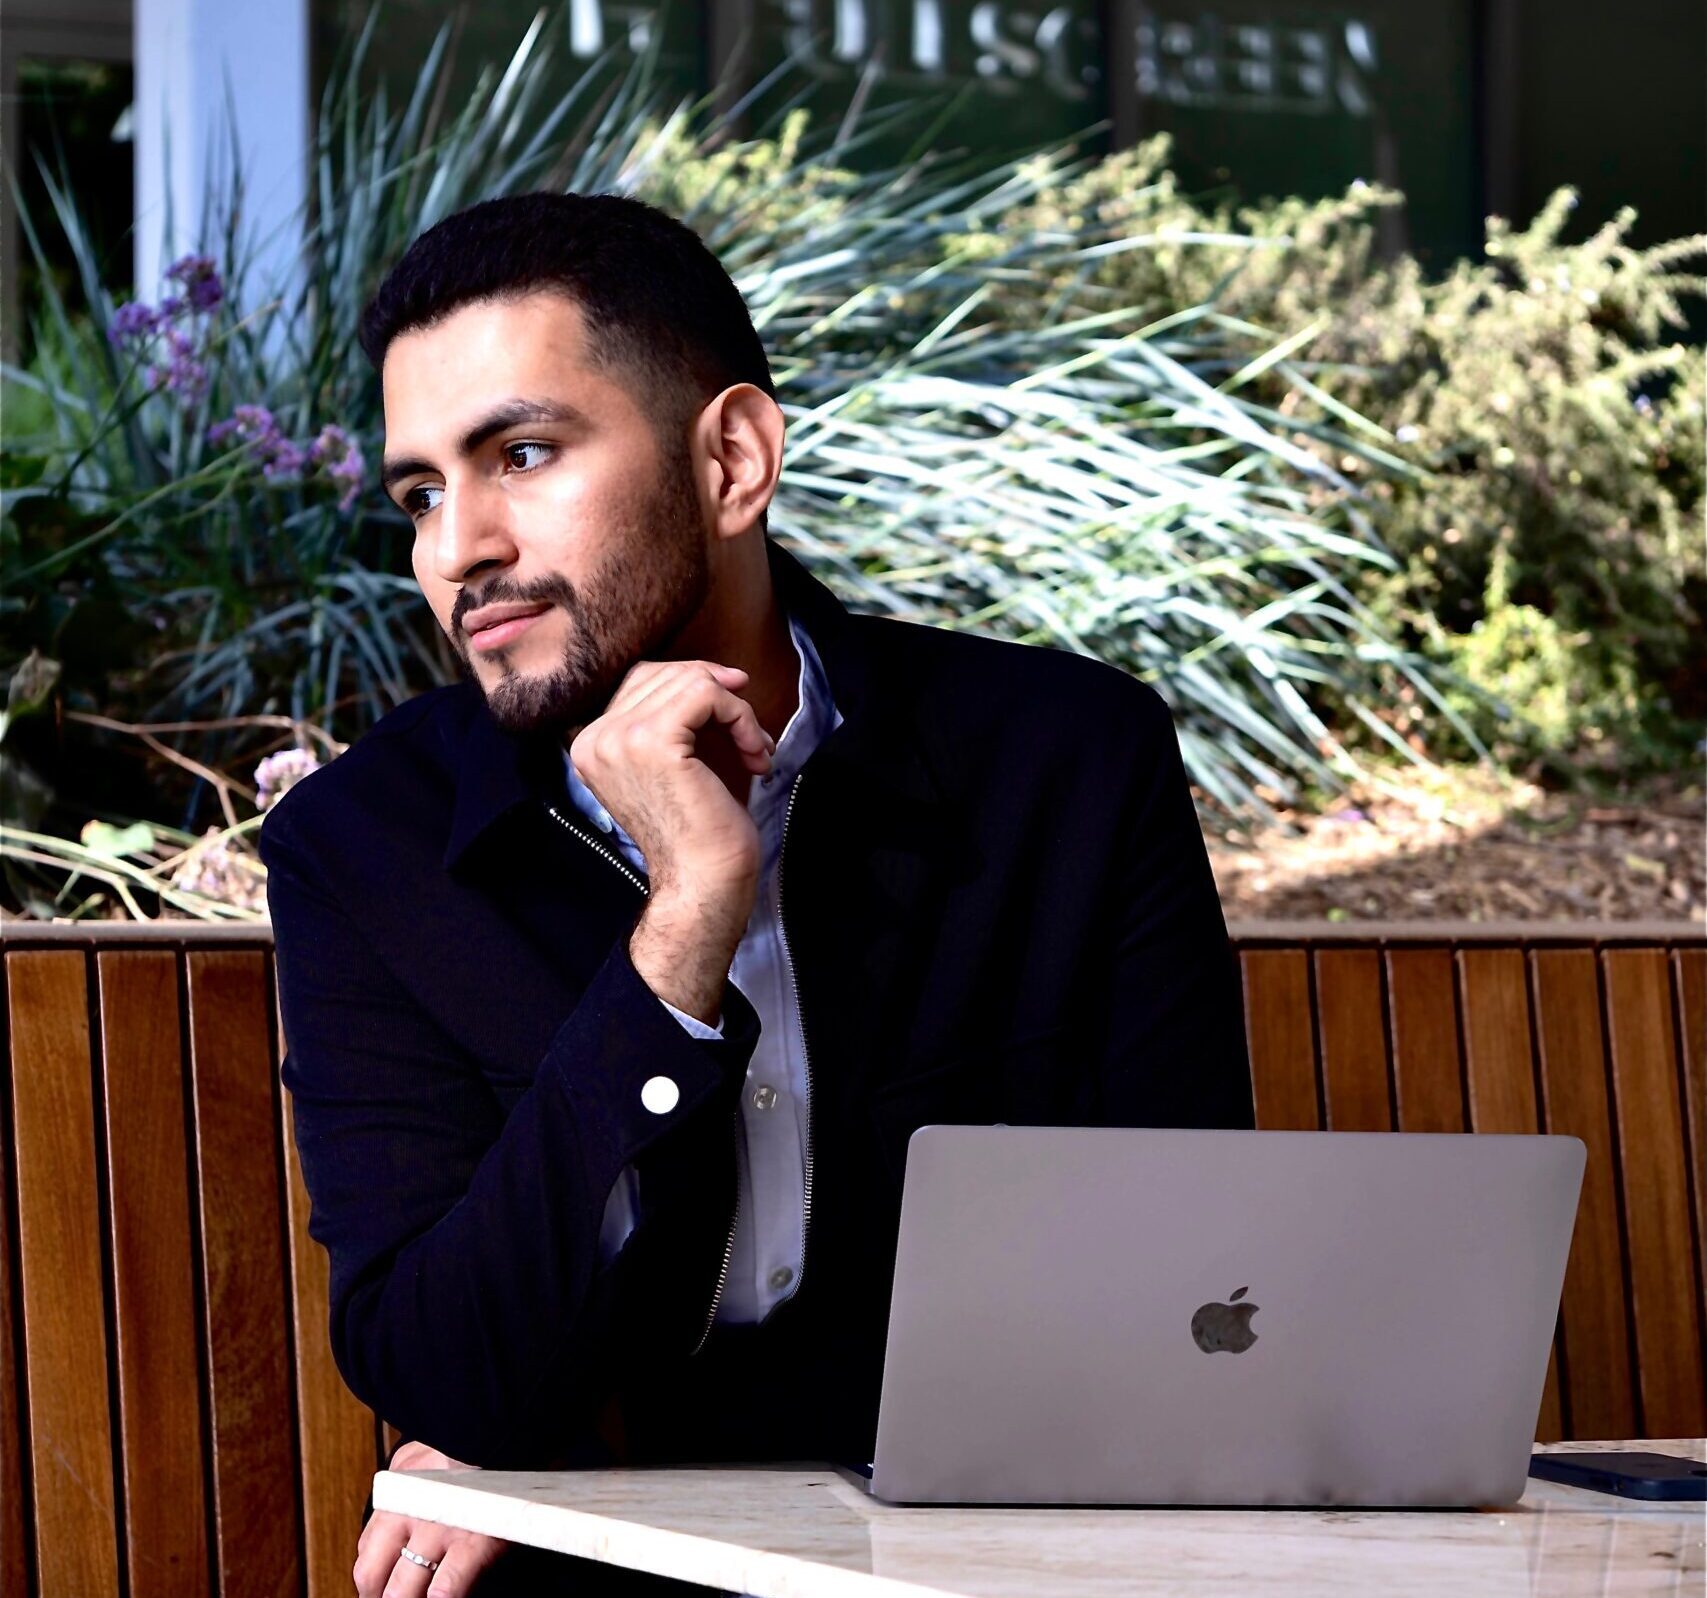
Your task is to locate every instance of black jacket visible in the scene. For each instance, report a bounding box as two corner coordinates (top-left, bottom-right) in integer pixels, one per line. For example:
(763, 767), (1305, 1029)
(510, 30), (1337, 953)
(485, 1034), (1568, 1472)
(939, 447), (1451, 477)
(262, 534), (1254, 1473)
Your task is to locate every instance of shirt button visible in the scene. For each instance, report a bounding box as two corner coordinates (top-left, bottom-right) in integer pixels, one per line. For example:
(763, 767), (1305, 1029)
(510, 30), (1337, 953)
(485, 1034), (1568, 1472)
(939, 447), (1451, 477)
(768, 1266), (794, 1291)
(640, 1075), (679, 1114)
(751, 1084), (778, 1110)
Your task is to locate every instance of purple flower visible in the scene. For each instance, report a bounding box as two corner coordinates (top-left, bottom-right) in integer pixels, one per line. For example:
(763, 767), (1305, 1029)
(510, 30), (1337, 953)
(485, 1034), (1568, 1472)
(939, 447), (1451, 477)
(149, 327), (209, 402)
(211, 406), (366, 508)
(231, 402), (278, 433)
(254, 747), (323, 811)
(214, 403), (309, 479)
(108, 300), (159, 347)
(165, 254), (225, 314)
(310, 423), (366, 509)
(261, 439), (311, 479)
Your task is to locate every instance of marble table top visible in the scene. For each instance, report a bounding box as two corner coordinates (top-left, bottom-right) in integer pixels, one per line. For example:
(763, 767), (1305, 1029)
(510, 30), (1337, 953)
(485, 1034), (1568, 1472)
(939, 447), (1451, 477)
(373, 1438), (1706, 1597)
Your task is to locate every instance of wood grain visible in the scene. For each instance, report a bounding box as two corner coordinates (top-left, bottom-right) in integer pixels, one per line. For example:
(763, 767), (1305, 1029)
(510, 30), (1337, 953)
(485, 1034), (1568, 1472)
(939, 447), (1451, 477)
(1385, 948), (1464, 1132)
(185, 951), (301, 1598)
(1672, 949), (1707, 1374)
(1602, 948), (1707, 1438)
(277, 977), (378, 1598)
(1240, 950), (1320, 1130)
(1313, 949), (1392, 1130)
(1457, 947), (1561, 1441)
(0, 966), (31, 1598)
(96, 950), (210, 1598)
(1530, 949), (1636, 1441)
(6, 950), (121, 1598)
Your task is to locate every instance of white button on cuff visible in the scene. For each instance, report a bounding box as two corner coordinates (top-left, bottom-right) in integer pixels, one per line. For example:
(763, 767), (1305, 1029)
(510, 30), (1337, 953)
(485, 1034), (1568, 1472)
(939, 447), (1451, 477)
(640, 1075), (680, 1114)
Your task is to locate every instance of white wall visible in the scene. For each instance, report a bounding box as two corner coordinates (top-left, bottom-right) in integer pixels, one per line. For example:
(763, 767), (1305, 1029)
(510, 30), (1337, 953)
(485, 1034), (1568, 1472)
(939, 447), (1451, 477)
(132, 0), (308, 301)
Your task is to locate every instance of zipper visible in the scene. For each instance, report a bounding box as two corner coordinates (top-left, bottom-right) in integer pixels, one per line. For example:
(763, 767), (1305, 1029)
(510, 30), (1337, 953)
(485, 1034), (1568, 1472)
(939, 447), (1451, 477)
(775, 770), (815, 1306)
(542, 800), (740, 1356)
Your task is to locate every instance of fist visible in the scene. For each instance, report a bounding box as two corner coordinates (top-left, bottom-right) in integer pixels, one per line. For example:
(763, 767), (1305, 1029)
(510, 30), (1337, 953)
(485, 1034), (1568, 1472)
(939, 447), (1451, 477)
(354, 1439), (508, 1597)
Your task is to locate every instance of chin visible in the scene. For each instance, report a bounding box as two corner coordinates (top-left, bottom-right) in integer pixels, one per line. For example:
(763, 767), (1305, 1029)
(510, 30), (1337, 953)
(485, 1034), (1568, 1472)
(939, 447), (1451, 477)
(479, 661), (615, 740)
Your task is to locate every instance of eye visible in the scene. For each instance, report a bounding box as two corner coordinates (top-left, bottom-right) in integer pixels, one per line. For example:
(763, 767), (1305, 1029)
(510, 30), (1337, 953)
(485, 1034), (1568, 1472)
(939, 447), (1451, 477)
(503, 441), (553, 472)
(402, 483), (443, 519)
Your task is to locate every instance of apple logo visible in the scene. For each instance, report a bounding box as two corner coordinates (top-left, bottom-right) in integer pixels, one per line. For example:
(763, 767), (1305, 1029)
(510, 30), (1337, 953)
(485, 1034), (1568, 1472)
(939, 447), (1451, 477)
(1191, 1286), (1259, 1353)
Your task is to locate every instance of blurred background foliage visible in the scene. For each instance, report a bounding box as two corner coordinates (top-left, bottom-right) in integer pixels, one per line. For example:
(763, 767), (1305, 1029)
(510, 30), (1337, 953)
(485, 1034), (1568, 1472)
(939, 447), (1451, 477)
(1, 6), (1702, 919)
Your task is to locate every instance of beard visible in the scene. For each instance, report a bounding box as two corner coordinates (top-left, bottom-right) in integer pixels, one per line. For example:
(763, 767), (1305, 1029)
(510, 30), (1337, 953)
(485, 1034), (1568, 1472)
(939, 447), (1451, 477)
(455, 443), (711, 739)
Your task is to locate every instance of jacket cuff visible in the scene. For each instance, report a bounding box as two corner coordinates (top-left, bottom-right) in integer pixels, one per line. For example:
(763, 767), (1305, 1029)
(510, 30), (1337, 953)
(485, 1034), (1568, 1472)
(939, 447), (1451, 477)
(543, 931), (759, 1183)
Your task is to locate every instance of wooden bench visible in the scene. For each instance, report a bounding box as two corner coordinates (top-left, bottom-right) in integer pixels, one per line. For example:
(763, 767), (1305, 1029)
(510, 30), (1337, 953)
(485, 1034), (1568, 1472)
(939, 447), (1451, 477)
(4, 920), (1704, 1598)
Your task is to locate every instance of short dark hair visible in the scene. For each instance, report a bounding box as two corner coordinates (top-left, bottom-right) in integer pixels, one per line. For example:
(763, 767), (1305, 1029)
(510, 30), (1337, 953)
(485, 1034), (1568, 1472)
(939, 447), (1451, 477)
(359, 192), (777, 449)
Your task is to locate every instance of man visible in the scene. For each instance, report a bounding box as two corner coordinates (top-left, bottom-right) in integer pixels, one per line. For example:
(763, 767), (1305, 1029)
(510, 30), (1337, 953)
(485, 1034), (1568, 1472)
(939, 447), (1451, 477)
(263, 191), (1253, 1597)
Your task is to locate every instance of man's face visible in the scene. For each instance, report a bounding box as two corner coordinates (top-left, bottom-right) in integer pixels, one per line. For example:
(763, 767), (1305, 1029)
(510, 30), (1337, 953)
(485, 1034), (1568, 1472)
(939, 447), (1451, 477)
(380, 290), (711, 738)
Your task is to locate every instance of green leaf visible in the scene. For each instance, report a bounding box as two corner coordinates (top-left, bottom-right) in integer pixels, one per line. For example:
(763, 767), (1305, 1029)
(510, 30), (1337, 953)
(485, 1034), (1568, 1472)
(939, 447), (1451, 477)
(79, 820), (157, 860)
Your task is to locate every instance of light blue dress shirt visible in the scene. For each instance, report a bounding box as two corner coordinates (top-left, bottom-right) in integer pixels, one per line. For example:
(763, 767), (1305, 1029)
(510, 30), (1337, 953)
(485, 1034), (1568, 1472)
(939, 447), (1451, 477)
(561, 613), (843, 1324)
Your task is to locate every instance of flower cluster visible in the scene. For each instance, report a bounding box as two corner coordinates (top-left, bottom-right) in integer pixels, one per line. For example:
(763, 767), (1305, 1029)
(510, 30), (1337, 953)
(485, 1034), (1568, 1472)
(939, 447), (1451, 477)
(106, 254), (226, 403)
(311, 424), (365, 511)
(254, 747), (324, 811)
(168, 825), (267, 912)
(208, 406), (366, 510)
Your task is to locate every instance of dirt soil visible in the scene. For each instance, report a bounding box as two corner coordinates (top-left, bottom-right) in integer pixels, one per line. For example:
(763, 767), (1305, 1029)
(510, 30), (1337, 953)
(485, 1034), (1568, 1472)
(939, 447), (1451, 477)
(1202, 761), (1705, 925)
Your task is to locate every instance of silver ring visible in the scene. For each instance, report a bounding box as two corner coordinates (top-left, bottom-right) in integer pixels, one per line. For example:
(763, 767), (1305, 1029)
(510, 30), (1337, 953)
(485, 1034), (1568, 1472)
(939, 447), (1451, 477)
(399, 1546), (440, 1571)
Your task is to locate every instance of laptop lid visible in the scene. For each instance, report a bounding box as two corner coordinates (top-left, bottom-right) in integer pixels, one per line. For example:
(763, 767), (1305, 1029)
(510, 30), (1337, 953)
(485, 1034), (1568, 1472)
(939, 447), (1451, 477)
(870, 1127), (1584, 1507)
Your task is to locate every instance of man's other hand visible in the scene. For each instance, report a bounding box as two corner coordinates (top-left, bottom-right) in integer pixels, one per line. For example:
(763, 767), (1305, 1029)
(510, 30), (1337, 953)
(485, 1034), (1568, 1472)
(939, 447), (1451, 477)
(354, 1439), (508, 1597)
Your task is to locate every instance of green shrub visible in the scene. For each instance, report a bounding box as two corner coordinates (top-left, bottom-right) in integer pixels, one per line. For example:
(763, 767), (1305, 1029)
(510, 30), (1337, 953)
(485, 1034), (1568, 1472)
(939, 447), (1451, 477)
(949, 139), (1707, 771)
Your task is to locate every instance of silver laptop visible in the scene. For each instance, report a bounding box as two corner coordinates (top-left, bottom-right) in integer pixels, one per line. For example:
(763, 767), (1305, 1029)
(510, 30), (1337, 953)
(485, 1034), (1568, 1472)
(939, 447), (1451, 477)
(861, 1126), (1584, 1508)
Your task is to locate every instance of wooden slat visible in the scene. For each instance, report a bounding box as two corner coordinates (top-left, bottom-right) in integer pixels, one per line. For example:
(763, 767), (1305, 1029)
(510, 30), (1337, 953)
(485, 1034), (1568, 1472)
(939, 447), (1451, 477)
(1603, 948), (1707, 1438)
(1313, 949), (1392, 1130)
(1458, 949), (1541, 1134)
(96, 951), (210, 1598)
(1239, 950), (1320, 1130)
(1531, 949), (1637, 1441)
(0, 969), (31, 1598)
(1457, 947), (1562, 1441)
(185, 951), (301, 1598)
(277, 980), (377, 1598)
(1673, 949), (1707, 1354)
(1385, 948), (1464, 1131)
(5, 951), (121, 1598)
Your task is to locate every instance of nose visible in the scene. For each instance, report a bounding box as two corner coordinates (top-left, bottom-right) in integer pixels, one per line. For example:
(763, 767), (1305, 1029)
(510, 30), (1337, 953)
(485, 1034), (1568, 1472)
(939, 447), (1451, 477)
(429, 476), (517, 590)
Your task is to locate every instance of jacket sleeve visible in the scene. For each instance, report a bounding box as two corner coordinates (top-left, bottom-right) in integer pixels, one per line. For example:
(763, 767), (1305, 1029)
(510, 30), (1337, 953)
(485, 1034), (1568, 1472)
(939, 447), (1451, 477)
(262, 809), (760, 1467)
(1095, 682), (1255, 1130)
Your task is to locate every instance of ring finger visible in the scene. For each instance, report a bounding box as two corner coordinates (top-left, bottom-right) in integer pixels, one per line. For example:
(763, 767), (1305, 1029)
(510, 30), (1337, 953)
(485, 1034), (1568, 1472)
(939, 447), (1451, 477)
(388, 1527), (451, 1597)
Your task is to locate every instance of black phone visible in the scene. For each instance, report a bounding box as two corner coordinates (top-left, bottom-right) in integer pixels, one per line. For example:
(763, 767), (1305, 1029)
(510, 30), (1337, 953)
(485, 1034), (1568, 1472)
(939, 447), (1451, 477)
(1528, 1451), (1707, 1500)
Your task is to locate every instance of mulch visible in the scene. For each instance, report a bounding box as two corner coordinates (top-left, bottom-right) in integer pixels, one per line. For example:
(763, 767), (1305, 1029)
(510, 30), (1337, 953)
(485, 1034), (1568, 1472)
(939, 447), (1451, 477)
(1201, 763), (1705, 925)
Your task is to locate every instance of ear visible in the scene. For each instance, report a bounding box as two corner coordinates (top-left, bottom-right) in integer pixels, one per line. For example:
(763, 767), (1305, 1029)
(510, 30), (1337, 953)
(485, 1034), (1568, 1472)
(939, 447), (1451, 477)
(693, 383), (784, 541)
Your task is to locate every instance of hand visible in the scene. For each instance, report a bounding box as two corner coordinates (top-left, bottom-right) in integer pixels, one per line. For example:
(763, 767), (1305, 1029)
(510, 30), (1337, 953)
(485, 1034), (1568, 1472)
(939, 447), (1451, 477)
(568, 658), (775, 900)
(354, 1439), (508, 1598)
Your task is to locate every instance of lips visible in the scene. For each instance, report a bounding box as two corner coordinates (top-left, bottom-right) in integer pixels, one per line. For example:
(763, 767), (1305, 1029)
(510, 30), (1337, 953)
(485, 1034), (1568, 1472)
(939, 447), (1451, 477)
(465, 601), (551, 637)
(467, 605), (551, 652)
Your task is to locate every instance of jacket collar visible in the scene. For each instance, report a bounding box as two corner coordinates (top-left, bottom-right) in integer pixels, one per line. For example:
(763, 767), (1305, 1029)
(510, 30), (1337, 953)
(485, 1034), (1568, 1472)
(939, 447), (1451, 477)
(443, 535), (941, 872)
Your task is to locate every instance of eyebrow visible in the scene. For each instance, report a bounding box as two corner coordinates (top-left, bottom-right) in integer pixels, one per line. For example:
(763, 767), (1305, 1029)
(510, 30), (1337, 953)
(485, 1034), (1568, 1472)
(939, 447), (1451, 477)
(380, 398), (590, 492)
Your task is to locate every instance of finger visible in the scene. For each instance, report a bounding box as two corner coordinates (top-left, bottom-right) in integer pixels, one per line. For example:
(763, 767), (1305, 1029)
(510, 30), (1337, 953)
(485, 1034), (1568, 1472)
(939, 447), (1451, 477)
(378, 1527), (452, 1598)
(353, 1512), (413, 1597)
(639, 675), (775, 763)
(606, 659), (747, 720)
(427, 1533), (509, 1598)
